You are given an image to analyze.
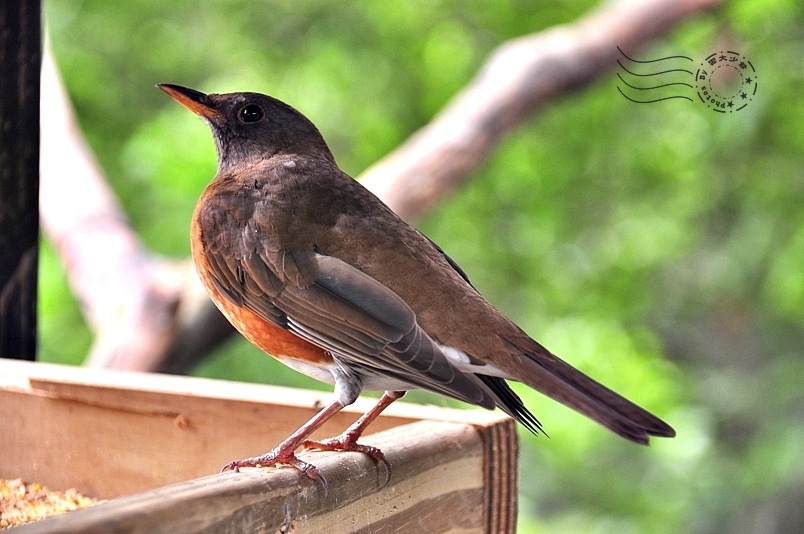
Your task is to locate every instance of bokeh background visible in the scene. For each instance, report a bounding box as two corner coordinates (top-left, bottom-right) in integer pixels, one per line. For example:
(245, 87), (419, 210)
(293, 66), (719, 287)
(40, 1), (803, 532)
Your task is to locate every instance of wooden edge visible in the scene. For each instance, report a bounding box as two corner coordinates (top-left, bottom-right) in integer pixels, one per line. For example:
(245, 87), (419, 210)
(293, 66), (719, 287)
(0, 358), (509, 427)
(2, 359), (519, 531)
(14, 420), (510, 534)
(481, 417), (519, 533)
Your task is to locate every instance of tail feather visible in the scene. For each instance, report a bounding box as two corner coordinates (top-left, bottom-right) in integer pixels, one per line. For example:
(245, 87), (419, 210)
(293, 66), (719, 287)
(505, 338), (675, 444)
(477, 374), (544, 435)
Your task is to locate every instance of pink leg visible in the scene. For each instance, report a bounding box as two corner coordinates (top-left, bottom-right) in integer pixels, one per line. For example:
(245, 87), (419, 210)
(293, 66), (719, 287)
(302, 391), (406, 478)
(221, 397), (346, 478)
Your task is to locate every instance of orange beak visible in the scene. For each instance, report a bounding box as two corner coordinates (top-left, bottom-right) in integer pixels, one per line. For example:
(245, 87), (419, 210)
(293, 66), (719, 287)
(157, 84), (219, 120)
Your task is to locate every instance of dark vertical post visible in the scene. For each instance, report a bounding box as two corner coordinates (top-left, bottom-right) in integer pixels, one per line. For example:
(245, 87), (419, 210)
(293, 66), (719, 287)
(0, 0), (42, 360)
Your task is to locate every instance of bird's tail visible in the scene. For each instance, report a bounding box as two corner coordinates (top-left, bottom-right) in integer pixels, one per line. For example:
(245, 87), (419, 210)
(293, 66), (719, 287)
(506, 336), (675, 444)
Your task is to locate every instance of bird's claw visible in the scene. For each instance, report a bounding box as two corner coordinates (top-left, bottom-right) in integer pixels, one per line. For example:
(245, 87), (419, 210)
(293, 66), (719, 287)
(220, 449), (331, 496)
(220, 451), (320, 478)
(302, 437), (391, 486)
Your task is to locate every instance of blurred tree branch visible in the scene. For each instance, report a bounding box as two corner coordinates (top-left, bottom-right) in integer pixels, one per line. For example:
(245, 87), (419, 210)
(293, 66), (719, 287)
(360, 0), (723, 220)
(39, 0), (722, 373)
(40, 48), (198, 370)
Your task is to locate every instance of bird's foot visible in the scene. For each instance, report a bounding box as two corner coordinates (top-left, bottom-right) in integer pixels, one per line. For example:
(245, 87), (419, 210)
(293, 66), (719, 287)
(302, 434), (390, 485)
(220, 448), (321, 480)
(302, 436), (385, 463)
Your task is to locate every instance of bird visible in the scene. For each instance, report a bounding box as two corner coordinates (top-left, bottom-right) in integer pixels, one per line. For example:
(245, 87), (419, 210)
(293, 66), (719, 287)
(158, 83), (675, 479)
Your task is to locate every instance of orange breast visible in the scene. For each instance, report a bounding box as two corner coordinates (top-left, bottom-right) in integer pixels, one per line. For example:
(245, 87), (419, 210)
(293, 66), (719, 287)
(190, 223), (331, 366)
(212, 291), (331, 365)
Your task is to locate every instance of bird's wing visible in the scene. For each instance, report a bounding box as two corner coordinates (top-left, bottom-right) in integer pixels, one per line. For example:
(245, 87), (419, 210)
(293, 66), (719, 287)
(202, 227), (497, 408)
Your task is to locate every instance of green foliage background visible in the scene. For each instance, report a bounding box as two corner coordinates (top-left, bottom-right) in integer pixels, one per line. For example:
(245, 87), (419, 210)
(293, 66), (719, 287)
(40, 0), (803, 532)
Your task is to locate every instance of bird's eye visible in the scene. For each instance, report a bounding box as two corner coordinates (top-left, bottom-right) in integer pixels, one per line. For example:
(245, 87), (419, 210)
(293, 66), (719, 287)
(239, 104), (264, 123)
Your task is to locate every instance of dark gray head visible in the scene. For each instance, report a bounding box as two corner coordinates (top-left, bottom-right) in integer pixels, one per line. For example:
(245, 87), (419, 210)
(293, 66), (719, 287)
(158, 84), (334, 173)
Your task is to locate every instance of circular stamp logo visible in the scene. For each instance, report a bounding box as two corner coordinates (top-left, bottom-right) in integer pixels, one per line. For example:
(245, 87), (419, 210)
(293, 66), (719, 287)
(695, 51), (757, 113)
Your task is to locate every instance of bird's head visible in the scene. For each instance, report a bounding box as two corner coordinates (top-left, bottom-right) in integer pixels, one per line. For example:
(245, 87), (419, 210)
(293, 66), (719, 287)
(158, 84), (334, 173)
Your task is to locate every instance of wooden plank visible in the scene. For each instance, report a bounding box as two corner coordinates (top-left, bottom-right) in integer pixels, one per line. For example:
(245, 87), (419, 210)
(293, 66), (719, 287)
(12, 420), (500, 533)
(0, 359), (512, 427)
(482, 415), (519, 534)
(0, 0), (41, 360)
(0, 359), (518, 532)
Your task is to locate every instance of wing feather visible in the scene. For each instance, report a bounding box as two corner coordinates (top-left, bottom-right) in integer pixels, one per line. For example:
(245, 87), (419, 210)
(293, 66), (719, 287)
(200, 225), (496, 408)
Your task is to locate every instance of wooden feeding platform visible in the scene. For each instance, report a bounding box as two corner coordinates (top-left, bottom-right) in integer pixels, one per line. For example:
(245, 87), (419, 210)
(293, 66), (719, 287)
(0, 359), (518, 533)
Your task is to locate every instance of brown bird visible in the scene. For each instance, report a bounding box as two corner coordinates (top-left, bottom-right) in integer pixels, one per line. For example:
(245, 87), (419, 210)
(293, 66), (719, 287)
(158, 83), (675, 478)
